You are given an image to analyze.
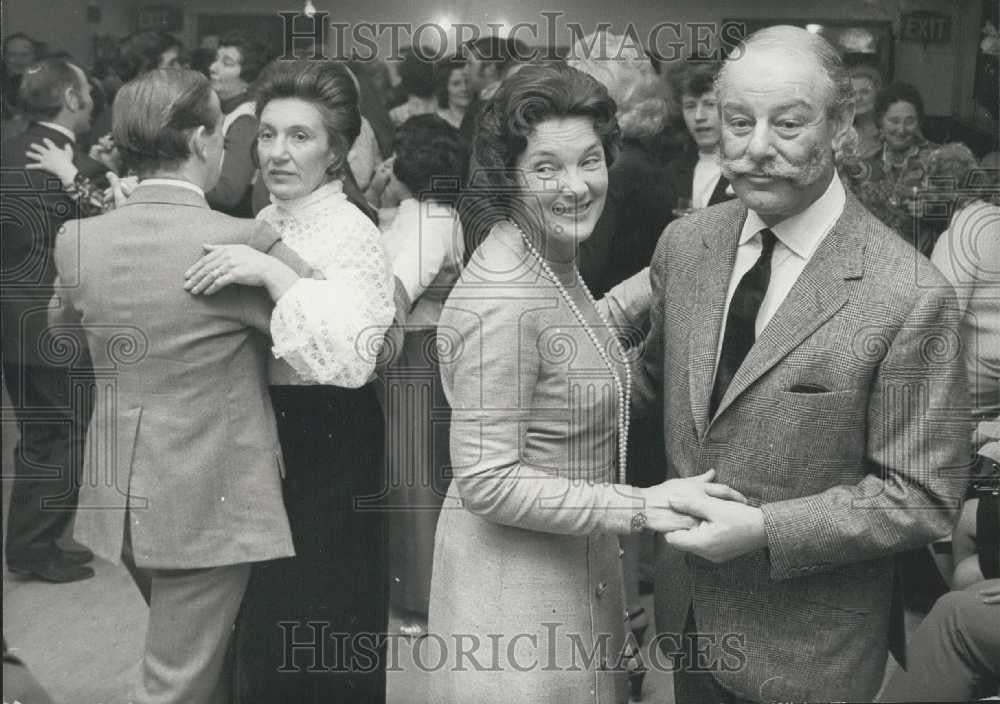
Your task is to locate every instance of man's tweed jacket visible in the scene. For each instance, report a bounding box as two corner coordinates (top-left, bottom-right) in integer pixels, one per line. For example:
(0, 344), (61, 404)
(637, 191), (970, 701)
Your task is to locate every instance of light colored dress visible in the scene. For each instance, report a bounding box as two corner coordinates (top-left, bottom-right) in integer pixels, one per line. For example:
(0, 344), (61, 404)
(428, 222), (640, 704)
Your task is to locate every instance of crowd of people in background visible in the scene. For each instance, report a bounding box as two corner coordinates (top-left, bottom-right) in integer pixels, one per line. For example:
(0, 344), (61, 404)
(1, 19), (998, 704)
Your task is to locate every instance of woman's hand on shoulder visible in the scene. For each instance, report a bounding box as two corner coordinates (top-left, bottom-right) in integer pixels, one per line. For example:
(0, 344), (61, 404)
(185, 243), (298, 300)
(25, 138), (78, 187)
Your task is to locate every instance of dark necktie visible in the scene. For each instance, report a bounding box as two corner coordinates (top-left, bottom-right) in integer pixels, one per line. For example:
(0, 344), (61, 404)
(710, 228), (778, 418)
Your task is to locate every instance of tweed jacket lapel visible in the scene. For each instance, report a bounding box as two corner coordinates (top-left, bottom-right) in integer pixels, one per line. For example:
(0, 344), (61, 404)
(688, 204), (745, 438)
(710, 192), (869, 421)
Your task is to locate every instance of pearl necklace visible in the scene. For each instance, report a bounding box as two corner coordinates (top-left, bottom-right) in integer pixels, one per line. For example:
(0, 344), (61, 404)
(511, 221), (632, 485)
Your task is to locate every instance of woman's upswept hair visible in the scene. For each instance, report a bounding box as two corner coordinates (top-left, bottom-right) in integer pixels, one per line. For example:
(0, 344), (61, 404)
(567, 30), (669, 140)
(473, 62), (619, 200)
(254, 60), (361, 177)
(113, 68), (218, 176)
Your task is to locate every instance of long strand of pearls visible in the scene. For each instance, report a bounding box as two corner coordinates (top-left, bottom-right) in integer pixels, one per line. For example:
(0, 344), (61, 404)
(511, 221), (632, 485)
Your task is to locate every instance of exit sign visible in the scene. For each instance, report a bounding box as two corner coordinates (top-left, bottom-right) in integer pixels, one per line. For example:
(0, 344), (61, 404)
(900, 12), (951, 44)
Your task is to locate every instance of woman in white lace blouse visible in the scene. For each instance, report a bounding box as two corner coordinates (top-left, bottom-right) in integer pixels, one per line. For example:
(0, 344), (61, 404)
(187, 60), (395, 702)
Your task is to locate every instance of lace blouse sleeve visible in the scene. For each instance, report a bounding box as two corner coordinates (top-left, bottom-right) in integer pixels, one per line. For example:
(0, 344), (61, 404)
(266, 201), (397, 387)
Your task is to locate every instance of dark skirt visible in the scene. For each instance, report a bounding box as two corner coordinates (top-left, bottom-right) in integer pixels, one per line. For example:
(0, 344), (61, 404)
(236, 383), (388, 702)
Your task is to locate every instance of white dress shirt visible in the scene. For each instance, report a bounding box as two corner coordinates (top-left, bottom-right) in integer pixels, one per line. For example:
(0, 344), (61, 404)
(715, 172), (846, 366)
(691, 151), (722, 209)
(37, 121), (76, 142)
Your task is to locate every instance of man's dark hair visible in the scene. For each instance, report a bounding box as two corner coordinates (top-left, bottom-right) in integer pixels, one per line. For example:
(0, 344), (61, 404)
(393, 114), (468, 204)
(668, 57), (721, 102)
(113, 69), (219, 176)
(217, 31), (271, 85)
(874, 81), (925, 126)
(17, 58), (86, 121)
(115, 30), (182, 83)
(398, 47), (436, 99)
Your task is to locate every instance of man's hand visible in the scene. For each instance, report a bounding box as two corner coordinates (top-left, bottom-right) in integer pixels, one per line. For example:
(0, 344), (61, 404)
(664, 496), (768, 563)
(641, 470), (747, 534)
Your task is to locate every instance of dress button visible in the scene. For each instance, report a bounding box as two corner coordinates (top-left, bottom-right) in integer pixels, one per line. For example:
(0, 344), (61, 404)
(595, 581), (608, 598)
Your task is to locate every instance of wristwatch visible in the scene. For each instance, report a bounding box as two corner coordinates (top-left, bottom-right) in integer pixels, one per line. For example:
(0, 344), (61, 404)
(630, 511), (648, 533)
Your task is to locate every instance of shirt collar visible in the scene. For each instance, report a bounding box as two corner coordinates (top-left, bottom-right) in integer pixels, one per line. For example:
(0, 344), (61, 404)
(740, 171), (846, 259)
(139, 178), (206, 198)
(37, 121), (76, 142)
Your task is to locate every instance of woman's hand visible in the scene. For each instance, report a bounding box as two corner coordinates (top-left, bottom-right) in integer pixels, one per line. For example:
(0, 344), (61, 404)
(980, 582), (1000, 605)
(89, 133), (120, 172)
(25, 138), (79, 187)
(185, 244), (299, 300)
(641, 469), (748, 534)
(105, 173), (137, 210)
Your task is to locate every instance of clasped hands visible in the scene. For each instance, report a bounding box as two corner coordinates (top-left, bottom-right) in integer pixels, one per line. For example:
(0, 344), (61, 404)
(639, 469), (768, 563)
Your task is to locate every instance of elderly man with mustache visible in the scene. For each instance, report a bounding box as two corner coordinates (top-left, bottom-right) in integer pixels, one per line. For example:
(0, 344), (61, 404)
(632, 25), (971, 703)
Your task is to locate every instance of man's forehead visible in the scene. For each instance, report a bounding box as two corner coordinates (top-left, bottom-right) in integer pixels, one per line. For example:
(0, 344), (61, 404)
(721, 51), (825, 106)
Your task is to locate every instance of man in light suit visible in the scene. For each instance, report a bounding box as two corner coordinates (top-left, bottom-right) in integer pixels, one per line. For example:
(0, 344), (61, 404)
(50, 69), (312, 703)
(637, 26), (971, 702)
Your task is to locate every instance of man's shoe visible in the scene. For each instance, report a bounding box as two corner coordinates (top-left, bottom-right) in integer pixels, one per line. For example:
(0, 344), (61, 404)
(7, 558), (95, 583)
(58, 543), (94, 565)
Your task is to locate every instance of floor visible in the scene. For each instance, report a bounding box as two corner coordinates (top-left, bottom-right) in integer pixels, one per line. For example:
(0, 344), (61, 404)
(3, 381), (920, 704)
(1, 383), (677, 704)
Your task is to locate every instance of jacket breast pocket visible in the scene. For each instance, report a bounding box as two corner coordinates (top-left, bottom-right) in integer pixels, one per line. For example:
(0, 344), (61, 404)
(772, 388), (867, 464)
(775, 388), (866, 420)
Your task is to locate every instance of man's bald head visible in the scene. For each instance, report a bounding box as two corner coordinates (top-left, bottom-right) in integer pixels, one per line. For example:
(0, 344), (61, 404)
(718, 25), (853, 121)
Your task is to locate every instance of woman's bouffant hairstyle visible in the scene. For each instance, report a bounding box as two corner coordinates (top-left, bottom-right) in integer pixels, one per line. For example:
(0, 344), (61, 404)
(393, 114), (468, 204)
(253, 60), (361, 177)
(398, 47), (437, 99)
(115, 30), (182, 83)
(113, 69), (219, 176)
(567, 30), (669, 140)
(217, 31), (271, 85)
(435, 56), (466, 109)
(473, 62), (620, 208)
(874, 81), (925, 127)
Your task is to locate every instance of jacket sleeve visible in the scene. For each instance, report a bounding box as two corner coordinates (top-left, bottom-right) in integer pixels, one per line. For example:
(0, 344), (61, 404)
(443, 294), (644, 536)
(206, 115), (257, 210)
(761, 285), (972, 580)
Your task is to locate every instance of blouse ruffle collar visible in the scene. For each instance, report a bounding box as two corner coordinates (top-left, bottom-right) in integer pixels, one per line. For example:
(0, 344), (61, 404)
(270, 179), (346, 214)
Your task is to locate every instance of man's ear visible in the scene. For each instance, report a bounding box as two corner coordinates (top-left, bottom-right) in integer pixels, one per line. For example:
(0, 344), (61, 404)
(189, 125), (208, 161)
(64, 85), (81, 112)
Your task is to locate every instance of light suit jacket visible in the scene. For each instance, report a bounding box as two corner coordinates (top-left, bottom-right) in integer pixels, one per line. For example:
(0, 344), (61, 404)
(637, 192), (971, 701)
(51, 184), (311, 569)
